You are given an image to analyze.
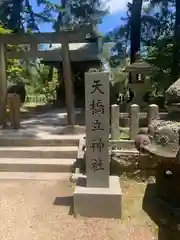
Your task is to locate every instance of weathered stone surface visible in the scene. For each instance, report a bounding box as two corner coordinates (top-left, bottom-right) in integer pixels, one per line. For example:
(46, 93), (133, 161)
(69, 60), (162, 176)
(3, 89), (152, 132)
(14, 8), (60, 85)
(166, 78), (180, 103)
(135, 134), (151, 151)
(74, 175), (122, 219)
(151, 120), (180, 135)
(147, 104), (159, 128)
(143, 124), (179, 158)
(110, 151), (139, 175)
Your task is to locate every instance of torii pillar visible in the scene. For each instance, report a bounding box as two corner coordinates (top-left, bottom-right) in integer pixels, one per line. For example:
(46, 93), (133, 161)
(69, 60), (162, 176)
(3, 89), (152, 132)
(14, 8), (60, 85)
(0, 43), (7, 125)
(62, 42), (75, 125)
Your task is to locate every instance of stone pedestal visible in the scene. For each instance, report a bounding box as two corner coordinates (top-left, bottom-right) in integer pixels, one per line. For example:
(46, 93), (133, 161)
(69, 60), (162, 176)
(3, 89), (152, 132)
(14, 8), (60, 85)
(74, 175), (122, 218)
(128, 83), (147, 108)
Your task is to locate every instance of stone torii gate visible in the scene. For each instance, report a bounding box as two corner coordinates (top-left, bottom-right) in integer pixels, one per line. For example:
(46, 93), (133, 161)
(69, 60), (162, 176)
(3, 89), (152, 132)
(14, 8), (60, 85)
(0, 26), (93, 125)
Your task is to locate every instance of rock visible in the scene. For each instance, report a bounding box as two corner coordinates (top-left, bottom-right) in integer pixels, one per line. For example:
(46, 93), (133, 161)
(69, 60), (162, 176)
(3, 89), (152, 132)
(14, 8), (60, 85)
(135, 134), (151, 151)
(166, 78), (180, 103)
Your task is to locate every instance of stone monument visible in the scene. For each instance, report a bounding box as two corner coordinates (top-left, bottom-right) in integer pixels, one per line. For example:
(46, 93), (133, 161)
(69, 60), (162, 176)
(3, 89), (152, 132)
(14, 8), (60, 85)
(73, 71), (122, 218)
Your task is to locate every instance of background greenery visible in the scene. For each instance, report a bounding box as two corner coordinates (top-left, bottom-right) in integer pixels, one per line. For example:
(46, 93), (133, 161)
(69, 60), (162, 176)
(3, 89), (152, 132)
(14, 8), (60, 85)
(0, 0), (179, 107)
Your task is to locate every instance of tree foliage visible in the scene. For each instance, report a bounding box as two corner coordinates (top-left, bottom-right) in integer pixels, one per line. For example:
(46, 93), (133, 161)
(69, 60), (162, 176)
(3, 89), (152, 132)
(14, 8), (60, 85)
(53, 0), (108, 31)
(105, 0), (180, 97)
(0, 0), (107, 103)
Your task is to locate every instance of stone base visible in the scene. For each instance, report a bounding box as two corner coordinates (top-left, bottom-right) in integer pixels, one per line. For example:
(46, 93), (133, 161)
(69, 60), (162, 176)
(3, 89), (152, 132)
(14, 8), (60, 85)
(73, 175), (122, 219)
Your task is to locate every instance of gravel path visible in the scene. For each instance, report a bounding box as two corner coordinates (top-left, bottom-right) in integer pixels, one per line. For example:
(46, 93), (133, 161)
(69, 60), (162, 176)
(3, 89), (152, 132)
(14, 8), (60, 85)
(0, 179), (157, 240)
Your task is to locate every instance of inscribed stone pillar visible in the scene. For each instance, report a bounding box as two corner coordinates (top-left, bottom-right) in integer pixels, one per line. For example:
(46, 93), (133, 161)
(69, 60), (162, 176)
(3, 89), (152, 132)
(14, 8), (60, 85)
(74, 71), (122, 218)
(85, 72), (110, 188)
(129, 104), (140, 140)
(0, 43), (7, 125)
(62, 42), (75, 125)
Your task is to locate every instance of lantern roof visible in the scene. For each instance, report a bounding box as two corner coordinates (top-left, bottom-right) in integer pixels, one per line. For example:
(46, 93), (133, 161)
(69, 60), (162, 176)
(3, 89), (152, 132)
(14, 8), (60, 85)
(124, 52), (156, 73)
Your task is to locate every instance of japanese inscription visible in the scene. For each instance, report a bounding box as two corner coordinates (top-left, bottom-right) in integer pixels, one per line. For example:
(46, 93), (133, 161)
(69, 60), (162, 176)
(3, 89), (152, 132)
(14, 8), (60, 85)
(85, 72), (110, 188)
(89, 100), (104, 115)
(91, 158), (104, 172)
(91, 137), (104, 153)
(90, 80), (104, 94)
(92, 120), (104, 131)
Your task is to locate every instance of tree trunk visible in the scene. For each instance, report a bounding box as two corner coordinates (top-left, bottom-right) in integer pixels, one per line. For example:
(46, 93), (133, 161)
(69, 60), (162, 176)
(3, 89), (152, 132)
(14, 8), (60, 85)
(62, 42), (75, 125)
(173, 0), (180, 81)
(130, 0), (143, 64)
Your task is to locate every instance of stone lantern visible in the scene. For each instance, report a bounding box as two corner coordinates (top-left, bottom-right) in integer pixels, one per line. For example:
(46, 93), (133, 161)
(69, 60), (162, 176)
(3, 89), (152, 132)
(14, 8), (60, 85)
(124, 52), (156, 108)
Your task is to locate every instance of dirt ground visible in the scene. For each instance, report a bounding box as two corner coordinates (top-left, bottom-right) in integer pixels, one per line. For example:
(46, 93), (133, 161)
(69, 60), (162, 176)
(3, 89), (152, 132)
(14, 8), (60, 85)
(0, 177), (158, 240)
